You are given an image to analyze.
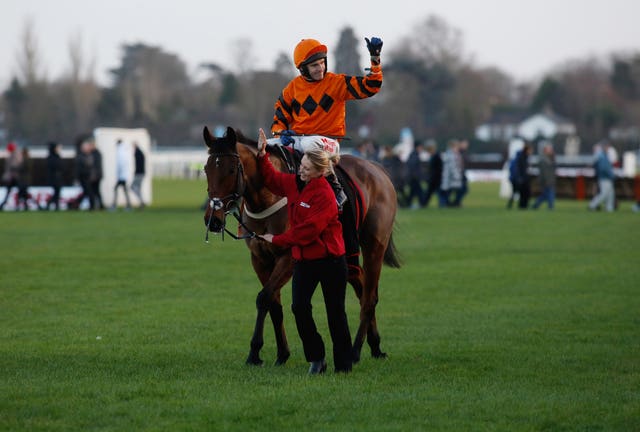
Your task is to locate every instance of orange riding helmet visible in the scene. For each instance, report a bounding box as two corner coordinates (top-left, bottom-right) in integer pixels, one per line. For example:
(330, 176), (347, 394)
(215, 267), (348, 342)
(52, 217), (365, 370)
(293, 39), (328, 74)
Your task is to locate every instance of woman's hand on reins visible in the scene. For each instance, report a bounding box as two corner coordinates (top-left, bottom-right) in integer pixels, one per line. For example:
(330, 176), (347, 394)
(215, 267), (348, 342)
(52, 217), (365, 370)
(257, 128), (267, 157)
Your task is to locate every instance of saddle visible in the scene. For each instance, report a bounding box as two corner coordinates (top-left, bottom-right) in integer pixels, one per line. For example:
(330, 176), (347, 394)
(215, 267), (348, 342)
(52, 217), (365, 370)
(269, 144), (365, 276)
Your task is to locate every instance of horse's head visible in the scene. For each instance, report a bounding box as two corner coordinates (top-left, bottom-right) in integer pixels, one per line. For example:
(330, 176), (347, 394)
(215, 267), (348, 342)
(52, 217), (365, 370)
(203, 126), (245, 235)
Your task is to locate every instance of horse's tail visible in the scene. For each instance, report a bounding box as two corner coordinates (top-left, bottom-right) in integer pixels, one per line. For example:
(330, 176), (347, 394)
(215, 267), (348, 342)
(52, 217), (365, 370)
(383, 233), (402, 268)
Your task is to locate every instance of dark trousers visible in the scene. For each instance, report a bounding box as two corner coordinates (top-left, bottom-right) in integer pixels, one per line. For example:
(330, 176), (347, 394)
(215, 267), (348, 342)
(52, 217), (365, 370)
(421, 182), (440, 207)
(452, 178), (468, 207)
(406, 177), (424, 207)
(91, 179), (104, 209)
(47, 183), (61, 210)
(518, 182), (531, 209)
(438, 188), (459, 207)
(112, 180), (131, 208)
(75, 179), (95, 209)
(291, 255), (352, 372)
(0, 178), (18, 208)
(507, 181), (531, 209)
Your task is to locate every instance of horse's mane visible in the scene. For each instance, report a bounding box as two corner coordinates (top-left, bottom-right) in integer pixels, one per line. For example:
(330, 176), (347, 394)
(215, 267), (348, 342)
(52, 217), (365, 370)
(206, 127), (258, 155)
(235, 129), (258, 148)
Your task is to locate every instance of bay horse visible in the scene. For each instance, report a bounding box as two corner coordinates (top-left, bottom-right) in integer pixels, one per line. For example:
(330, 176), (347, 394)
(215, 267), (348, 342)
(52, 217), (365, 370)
(203, 126), (400, 366)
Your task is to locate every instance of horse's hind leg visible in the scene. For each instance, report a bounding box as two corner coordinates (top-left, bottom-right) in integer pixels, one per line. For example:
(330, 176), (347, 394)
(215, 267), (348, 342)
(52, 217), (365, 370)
(352, 241), (386, 363)
(354, 282), (386, 361)
(348, 275), (366, 363)
(367, 313), (386, 358)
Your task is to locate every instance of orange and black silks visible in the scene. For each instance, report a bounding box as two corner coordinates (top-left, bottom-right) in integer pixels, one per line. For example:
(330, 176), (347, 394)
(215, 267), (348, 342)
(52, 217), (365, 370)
(271, 63), (383, 138)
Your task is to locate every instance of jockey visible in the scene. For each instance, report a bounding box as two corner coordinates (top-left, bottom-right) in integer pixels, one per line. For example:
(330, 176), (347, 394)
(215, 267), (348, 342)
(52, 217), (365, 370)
(268, 36), (384, 209)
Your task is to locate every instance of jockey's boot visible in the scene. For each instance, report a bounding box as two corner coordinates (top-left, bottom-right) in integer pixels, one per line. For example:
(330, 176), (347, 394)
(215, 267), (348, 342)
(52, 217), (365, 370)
(326, 173), (347, 211)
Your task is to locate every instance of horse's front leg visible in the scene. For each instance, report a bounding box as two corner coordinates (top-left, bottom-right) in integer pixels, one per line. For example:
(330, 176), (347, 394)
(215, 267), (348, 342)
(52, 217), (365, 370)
(246, 307), (268, 366)
(246, 253), (272, 366)
(269, 290), (290, 366)
(246, 252), (292, 366)
(266, 256), (293, 366)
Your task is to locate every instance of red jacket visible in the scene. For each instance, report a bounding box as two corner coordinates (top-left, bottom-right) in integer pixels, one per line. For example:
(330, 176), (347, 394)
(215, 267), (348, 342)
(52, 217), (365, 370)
(258, 154), (345, 261)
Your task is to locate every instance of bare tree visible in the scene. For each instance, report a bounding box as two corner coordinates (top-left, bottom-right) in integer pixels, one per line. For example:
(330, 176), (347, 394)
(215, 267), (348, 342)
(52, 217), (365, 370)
(239, 71), (291, 131)
(15, 17), (46, 85)
(273, 52), (294, 77)
(442, 66), (517, 138)
(334, 27), (361, 75)
(231, 38), (257, 75)
(61, 31), (100, 134)
(9, 17), (56, 145)
(395, 14), (468, 70)
(550, 58), (618, 140)
(111, 43), (190, 125)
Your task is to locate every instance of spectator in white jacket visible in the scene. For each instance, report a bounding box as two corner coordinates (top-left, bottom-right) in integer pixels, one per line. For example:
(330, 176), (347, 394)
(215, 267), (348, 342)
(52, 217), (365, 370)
(111, 139), (132, 210)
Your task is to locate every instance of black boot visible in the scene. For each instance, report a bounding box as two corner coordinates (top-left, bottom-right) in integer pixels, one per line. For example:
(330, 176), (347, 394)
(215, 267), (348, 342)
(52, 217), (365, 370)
(326, 173), (347, 211)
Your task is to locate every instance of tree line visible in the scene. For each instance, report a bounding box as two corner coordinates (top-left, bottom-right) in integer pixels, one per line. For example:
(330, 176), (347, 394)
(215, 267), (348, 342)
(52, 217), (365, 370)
(2, 15), (639, 152)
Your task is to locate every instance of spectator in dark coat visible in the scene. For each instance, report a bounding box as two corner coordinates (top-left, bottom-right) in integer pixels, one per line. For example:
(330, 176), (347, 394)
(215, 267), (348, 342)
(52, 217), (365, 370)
(45, 141), (63, 211)
(507, 143), (532, 209)
(72, 140), (96, 210)
(405, 143), (425, 209)
(90, 140), (105, 210)
(421, 142), (442, 208)
(130, 143), (146, 208)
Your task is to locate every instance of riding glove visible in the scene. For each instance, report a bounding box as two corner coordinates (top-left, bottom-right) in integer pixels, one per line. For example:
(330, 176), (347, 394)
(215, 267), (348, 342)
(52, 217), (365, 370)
(279, 129), (296, 146)
(365, 37), (383, 65)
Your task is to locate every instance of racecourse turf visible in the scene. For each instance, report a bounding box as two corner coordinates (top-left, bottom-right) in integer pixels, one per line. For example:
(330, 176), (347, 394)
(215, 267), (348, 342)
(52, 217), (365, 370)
(1, 179), (638, 431)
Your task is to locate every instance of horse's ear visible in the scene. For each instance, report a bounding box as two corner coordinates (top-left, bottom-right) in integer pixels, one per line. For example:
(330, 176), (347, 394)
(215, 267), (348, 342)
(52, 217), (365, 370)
(203, 126), (214, 148)
(224, 126), (237, 142)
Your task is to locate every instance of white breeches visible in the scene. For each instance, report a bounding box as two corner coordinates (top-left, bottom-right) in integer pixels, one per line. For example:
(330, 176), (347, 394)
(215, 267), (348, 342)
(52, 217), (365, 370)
(267, 135), (340, 156)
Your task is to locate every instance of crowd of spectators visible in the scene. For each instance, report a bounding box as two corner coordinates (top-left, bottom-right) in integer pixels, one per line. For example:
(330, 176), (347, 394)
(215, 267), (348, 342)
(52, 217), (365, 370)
(354, 137), (470, 209)
(0, 137), (146, 211)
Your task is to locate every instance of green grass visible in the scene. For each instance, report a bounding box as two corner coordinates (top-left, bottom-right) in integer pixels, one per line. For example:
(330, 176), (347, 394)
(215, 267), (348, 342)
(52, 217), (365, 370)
(1, 180), (638, 431)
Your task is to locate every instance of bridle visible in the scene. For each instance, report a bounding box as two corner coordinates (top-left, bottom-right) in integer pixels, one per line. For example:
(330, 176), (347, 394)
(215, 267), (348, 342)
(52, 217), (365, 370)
(204, 152), (256, 242)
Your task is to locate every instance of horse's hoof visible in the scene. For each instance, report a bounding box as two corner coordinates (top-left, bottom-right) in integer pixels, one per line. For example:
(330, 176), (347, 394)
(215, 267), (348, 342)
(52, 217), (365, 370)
(352, 350), (361, 364)
(245, 355), (264, 366)
(274, 352), (290, 366)
(372, 351), (387, 359)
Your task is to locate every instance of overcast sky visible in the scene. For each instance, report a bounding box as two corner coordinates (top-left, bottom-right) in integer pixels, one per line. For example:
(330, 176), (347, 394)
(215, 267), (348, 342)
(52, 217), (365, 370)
(2, 0), (639, 88)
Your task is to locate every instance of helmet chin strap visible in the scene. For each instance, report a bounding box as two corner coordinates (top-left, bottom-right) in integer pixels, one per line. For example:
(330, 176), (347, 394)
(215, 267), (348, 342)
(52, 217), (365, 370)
(299, 66), (314, 81)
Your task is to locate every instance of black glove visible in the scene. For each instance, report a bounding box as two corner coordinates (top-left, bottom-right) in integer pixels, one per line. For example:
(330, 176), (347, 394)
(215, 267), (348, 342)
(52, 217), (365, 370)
(279, 129), (296, 146)
(365, 37), (383, 56)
